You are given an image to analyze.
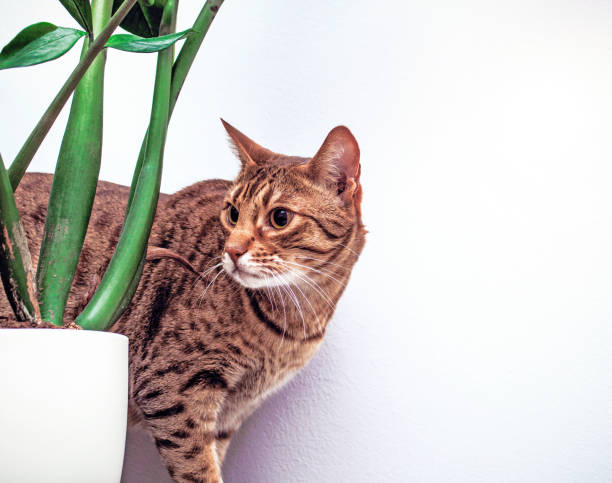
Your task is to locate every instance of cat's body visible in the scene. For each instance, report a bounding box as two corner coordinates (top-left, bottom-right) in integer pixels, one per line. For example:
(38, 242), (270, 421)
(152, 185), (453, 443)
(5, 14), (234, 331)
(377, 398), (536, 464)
(0, 123), (365, 482)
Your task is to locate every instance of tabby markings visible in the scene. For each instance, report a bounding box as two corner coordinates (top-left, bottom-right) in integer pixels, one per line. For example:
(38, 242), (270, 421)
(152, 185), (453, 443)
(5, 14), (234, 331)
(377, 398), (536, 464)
(181, 369), (228, 393)
(155, 438), (180, 449)
(301, 213), (346, 239)
(172, 430), (190, 439)
(142, 280), (172, 358)
(246, 288), (294, 339)
(143, 403), (185, 419)
(142, 389), (162, 400)
(246, 289), (324, 341)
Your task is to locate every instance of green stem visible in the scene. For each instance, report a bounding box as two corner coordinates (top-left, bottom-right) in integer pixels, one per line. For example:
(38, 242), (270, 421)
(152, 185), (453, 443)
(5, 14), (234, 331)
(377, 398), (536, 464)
(137, 0), (158, 36)
(36, 0), (113, 326)
(169, 0), (223, 113)
(77, 0), (178, 331)
(116, 0), (224, 329)
(0, 153), (40, 322)
(126, 0), (224, 212)
(7, 0), (139, 190)
(109, 253), (145, 323)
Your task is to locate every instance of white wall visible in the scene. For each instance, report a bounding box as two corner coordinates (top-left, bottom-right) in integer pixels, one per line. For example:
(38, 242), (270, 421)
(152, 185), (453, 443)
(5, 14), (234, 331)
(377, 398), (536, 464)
(2, 1), (612, 482)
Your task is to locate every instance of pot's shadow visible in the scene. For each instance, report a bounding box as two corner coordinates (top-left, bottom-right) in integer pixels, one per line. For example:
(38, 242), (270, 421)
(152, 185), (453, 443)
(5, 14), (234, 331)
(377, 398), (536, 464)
(121, 429), (173, 483)
(120, 338), (340, 483)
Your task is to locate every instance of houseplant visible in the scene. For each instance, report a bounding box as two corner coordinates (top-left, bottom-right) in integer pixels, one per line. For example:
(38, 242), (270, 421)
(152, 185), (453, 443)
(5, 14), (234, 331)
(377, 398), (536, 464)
(0, 1), (224, 480)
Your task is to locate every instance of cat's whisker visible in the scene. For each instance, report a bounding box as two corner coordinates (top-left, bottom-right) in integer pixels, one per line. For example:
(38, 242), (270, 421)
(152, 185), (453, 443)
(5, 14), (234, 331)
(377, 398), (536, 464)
(277, 285), (287, 346)
(189, 263), (223, 304)
(271, 263), (338, 338)
(293, 263), (349, 283)
(268, 260), (343, 294)
(271, 268), (307, 338)
(188, 258), (223, 292)
(281, 267), (321, 327)
(289, 271), (332, 334)
(198, 261), (224, 281)
(201, 255), (223, 271)
(284, 261), (347, 287)
(262, 274), (271, 308)
(276, 284), (294, 339)
(272, 261), (336, 310)
(204, 257), (224, 273)
(281, 266), (336, 313)
(268, 280), (280, 314)
(195, 267), (224, 310)
(336, 241), (360, 257)
(268, 272), (287, 351)
(293, 255), (350, 272)
(262, 274), (277, 313)
(281, 260), (347, 288)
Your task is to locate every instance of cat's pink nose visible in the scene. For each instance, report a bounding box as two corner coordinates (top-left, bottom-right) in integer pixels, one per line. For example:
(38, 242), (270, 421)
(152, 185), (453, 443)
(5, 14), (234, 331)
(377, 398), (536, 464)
(226, 244), (247, 264)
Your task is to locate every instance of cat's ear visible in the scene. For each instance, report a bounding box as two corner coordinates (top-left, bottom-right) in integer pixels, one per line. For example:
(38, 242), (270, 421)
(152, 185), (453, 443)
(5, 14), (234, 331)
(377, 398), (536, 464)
(299, 126), (362, 209)
(221, 119), (277, 169)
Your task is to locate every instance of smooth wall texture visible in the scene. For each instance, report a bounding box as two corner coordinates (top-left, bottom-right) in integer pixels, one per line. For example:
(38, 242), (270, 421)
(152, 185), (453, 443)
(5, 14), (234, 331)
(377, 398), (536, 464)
(2, 1), (612, 482)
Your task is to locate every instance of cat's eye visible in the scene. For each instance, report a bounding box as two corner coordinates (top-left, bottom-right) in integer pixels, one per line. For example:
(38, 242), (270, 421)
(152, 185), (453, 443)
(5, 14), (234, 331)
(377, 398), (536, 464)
(270, 208), (291, 229)
(227, 205), (239, 225)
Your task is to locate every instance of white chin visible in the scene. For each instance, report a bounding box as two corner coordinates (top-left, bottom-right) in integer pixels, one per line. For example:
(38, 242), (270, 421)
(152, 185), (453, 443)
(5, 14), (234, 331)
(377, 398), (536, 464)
(222, 253), (299, 289)
(225, 268), (271, 289)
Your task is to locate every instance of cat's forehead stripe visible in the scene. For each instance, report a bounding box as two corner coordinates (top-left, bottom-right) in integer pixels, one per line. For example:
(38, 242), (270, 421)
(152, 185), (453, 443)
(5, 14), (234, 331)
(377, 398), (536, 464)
(232, 169), (274, 205)
(230, 183), (248, 203)
(260, 185), (273, 207)
(245, 171), (269, 200)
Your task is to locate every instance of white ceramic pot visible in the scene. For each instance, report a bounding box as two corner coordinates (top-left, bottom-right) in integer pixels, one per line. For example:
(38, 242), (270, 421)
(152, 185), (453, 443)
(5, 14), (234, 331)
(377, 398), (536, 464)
(0, 329), (128, 483)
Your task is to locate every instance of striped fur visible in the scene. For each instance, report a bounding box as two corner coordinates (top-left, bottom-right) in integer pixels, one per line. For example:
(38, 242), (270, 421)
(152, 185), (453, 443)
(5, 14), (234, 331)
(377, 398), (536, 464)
(0, 124), (365, 482)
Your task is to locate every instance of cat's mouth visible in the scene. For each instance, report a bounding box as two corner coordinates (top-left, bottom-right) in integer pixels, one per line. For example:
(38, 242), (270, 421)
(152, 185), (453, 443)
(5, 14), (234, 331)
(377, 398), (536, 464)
(226, 265), (270, 289)
(222, 252), (298, 289)
(229, 265), (262, 280)
(222, 253), (269, 289)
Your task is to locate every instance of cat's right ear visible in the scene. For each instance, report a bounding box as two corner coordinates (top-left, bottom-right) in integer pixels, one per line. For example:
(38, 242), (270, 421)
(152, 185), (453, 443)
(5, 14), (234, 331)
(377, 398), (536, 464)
(221, 119), (276, 170)
(298, 126), (362, 215)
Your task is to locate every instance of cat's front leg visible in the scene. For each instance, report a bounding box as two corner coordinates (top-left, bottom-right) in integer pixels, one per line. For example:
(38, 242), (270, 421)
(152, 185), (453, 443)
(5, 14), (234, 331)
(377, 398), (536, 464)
(140, 389), (226, 483)
(173, 438), (223, 483)
(214, 431), (234, 465)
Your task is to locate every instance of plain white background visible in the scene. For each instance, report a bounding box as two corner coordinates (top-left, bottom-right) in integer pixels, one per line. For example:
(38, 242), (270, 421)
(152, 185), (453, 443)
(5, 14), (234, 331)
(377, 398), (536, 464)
(2, 1), (612, 482)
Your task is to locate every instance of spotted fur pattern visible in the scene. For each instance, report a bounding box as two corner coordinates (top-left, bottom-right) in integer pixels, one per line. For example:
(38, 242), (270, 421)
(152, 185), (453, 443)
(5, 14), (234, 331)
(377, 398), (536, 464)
(0, 123), (365, 482)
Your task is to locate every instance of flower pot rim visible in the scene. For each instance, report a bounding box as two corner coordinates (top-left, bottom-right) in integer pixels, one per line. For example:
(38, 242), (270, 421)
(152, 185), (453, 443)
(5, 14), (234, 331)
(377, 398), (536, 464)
(0, 327), (128, 342)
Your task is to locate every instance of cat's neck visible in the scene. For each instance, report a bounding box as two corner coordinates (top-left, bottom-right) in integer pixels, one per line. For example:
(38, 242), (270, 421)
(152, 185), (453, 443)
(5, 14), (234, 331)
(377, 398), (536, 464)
(243, 245), (358, 342)
(148, 185), (364, 343)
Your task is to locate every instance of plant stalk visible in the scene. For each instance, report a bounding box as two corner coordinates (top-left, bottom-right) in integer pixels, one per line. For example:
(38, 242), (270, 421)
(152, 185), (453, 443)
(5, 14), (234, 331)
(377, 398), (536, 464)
(116, 0), (224, 329)
(77, 0), (178, 331)
(36, 0), (113, 326)
(170, 0), (223, 113)
(126, 0), (224, 212)
(8, 0), (138, 190)
(0, 154), (40, 322)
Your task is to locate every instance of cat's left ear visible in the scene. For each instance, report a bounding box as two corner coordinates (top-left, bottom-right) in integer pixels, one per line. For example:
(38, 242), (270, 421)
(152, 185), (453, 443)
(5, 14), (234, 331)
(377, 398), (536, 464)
(221, 118), (278, 169)
(299, 126), (362, 210)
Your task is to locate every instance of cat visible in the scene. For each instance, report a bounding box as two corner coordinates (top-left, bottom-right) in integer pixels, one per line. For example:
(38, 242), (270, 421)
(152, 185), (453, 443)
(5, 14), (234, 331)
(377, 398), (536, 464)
(1, 120), (365, 482)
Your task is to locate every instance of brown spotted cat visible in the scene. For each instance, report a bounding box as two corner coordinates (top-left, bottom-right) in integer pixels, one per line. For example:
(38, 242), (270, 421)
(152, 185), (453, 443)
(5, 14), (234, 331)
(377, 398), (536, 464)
(1, 121), (365, 482)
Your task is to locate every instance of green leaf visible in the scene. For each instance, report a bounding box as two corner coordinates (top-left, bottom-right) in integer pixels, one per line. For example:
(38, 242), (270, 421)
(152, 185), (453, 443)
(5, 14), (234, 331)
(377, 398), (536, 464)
(105, 29), (190, 53)
(112, 0), (163, 37)
(59, 0), (93, 35)
(0, 22), (86, 70)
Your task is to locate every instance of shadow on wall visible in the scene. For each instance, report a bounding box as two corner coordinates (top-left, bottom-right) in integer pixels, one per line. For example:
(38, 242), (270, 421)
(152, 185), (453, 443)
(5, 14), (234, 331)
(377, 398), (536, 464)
(121, 429), (173, 483)
(120, 337), (348, 483)
(119, 389), (321, 483)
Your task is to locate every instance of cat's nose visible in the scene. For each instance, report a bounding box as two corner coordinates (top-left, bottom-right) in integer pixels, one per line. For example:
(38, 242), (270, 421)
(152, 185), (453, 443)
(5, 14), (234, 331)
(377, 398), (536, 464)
(226, 243), (247, 264)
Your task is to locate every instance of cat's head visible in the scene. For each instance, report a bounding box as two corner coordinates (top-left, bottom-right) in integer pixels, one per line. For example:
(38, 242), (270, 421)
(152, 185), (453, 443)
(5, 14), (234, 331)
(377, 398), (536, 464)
(219, 120), (365, 290)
